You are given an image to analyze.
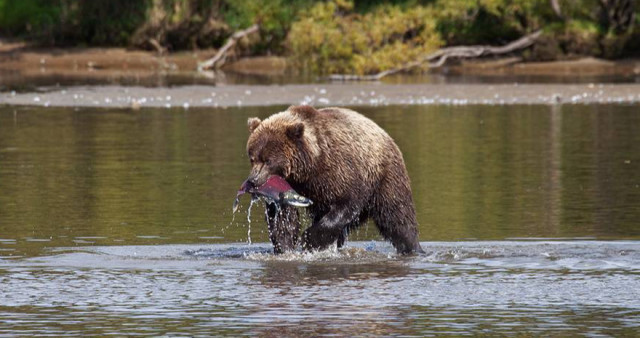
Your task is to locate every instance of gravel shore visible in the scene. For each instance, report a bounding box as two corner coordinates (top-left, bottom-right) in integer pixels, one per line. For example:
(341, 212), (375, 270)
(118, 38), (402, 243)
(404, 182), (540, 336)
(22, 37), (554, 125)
(2, 83), (640, 108)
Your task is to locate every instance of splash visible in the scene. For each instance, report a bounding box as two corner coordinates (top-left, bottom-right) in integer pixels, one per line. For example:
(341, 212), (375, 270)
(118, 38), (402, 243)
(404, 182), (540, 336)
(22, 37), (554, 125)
(244, 245), (390, 263)
(233, 175), (313, 247)
(227, 204), (237, 235)
(269, 201), (280, 224)
(246, 196), (259, 245)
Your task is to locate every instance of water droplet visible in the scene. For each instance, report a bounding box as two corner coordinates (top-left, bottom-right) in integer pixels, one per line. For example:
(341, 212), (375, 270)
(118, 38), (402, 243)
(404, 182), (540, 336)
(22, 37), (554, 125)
(246, 198), (258, 245)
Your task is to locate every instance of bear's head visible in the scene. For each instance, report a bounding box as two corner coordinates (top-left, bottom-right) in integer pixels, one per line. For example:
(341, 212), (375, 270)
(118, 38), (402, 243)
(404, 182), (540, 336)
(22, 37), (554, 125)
(245, 107), (319, 187)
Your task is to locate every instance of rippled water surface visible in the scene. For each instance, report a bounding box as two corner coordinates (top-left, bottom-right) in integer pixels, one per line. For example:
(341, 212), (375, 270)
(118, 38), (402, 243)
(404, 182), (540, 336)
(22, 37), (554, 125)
(1, 104), (639, 336)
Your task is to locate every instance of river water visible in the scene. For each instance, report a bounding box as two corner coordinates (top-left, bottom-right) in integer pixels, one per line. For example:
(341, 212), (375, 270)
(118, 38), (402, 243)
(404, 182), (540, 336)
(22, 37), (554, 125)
(1, 104), (639, 336)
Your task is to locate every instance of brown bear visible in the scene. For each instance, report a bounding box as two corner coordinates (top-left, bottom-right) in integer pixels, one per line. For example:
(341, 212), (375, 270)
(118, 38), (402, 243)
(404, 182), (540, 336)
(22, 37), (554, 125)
(245, 105), (424, 255)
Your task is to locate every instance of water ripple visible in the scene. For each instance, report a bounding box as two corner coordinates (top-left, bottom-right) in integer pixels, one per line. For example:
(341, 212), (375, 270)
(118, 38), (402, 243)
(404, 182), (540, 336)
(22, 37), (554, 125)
(1, 241), (639, 335)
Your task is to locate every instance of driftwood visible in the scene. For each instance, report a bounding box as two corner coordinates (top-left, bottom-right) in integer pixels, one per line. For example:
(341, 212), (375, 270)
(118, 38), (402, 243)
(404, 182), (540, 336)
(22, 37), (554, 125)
(329, 30), (542, 81)
(148, 38), (167, 55)
(198, 24), (259, 71)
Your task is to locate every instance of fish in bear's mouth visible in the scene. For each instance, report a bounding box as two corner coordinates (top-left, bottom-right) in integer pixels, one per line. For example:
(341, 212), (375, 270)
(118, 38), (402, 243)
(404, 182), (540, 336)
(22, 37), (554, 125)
(233, 175), (313, 213)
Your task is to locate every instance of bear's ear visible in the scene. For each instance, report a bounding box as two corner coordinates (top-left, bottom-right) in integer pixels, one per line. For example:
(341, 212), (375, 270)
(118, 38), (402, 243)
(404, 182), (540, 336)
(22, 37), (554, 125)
(247, 117), (261, 133)
(286, 123), (305, 140)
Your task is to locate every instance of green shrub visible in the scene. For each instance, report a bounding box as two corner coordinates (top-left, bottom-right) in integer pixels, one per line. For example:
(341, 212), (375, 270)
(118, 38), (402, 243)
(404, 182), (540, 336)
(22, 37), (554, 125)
(433, 0), (557, 45)
(0, 0), (147, 46)
(287, 0), (442, 74)
(222, 0), (316, 54)
(0, 0), (61, 41)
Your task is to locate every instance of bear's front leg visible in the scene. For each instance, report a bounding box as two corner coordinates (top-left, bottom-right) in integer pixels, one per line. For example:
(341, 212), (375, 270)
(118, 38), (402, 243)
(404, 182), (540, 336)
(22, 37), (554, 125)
(266, 203), (300, 254)
(301, 205), (356, 251)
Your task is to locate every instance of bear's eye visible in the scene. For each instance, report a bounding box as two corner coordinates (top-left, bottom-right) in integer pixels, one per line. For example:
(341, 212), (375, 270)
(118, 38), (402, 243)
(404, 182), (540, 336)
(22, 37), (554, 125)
(265, 159), (272, 166)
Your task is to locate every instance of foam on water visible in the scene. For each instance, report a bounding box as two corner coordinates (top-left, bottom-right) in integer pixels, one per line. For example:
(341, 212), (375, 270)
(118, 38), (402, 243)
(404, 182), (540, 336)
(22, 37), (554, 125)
(244, 244), (394, 263)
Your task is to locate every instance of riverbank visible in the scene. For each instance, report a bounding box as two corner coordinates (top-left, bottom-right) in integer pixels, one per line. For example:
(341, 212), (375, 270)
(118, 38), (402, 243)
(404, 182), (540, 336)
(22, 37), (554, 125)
(3, 42), (640, 108)
(0, 42), (290, 89)
(2, 42), (640, 87)
(2, 83), (640, 108)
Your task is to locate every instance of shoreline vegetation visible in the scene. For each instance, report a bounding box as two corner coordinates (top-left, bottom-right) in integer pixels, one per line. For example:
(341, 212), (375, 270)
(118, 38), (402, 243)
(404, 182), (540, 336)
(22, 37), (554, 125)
(1, 0), (639, 79)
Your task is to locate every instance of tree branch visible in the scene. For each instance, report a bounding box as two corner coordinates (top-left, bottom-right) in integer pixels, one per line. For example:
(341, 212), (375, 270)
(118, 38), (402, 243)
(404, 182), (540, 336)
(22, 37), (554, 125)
(148, 38), (167, 55)
(198, 24), (259, 71)
(329, 30), (542, 81)
(550, 0), (565, 20)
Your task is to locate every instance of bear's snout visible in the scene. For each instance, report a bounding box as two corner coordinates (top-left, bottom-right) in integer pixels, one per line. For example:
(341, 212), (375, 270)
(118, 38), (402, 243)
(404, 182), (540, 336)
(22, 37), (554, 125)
(246, 175), (260, 187)
(248, 165), (270, 187)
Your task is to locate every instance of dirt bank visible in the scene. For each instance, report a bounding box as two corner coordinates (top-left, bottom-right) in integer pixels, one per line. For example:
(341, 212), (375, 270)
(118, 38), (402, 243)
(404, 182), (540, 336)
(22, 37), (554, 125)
(2, 42), (640, 85)
(2, 43), (640, 108)
(2, 83), (640, 108)
(0, 42), (288, 89)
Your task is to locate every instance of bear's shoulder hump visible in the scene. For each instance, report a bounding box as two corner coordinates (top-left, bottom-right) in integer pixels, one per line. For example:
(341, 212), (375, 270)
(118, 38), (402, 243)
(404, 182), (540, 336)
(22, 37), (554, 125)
(287, 105), (320, 119)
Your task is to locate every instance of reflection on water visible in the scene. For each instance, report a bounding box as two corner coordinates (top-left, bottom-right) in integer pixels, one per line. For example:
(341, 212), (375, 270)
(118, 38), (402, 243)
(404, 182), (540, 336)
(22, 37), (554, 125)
(0, 70), (314, 93)
(1, 104), (640, 335)
(3, 69), (640, 93)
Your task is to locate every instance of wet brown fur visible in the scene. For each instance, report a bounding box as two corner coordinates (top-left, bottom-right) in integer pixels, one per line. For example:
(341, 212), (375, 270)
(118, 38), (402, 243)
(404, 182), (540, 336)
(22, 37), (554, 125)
(246, 105), (423, 255)
(266, 204), (300, 254)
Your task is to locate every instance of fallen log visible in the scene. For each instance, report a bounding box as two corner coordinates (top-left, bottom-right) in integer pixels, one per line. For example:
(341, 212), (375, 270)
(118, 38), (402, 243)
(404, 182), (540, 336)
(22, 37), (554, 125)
(198, 24), (259, 71)
(329, 30), (542, 81)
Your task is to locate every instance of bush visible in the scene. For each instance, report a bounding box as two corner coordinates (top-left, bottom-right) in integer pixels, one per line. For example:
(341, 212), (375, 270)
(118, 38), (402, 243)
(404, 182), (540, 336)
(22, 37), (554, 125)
(222, 0), (316, 54)
(433, 0), (560, 46)
(0, 0), (147, 46)
(434, 0), (637, 60)
(0, 0), (61, 42)
(287, 0), (442, 74)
